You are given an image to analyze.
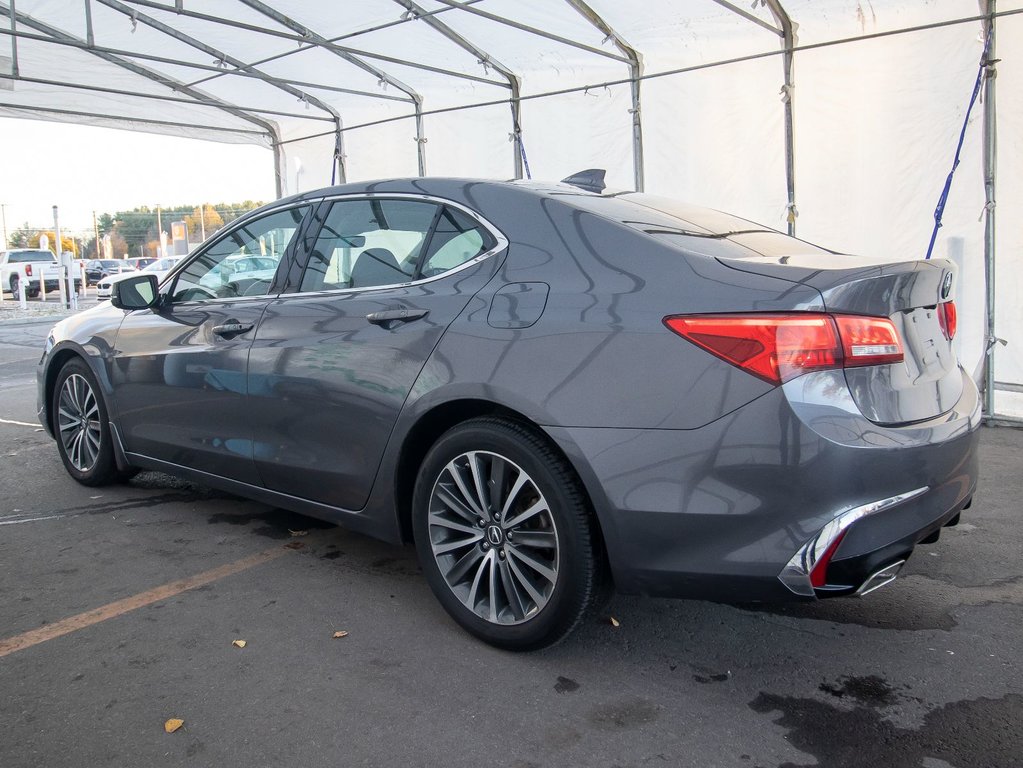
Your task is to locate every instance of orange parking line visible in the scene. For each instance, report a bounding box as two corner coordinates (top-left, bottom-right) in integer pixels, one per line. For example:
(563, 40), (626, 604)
(0, 545), (293, 659)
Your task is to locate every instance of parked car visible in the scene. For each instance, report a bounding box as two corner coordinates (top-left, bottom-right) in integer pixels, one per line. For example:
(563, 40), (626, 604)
(1, 248), (83, 298)
(85, 259), (135, 285)
(96, 256), (184, 299)
(36, 176), (980, 650)
(125, 257), (157, 271)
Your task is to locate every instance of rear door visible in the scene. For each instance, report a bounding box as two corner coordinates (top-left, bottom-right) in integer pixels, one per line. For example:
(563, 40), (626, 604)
(110, 204), (312, 483)
(248, 196), (505, 510)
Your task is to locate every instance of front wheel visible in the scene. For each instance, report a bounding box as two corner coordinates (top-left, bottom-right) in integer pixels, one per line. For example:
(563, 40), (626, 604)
(52, 358), (135, 486)
(413, 418), (605, 651)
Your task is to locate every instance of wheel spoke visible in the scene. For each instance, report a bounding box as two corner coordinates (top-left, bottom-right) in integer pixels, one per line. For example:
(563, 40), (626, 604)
(498, 558), (527, 621)
(445, 546), (485, 586)
(446, 460), (485, 517)
(507, 555), (546, 608)
(503, 498), (548, 530)
(507, 544), (557, 585)
(428, 512), (478, 536)
(499, 470), (528, 521)
(509, 530), (558, 549)
(434, 483), (479, 524)
(466, 549), (493, 610)
(432, 532), (482, 555)
(468, 451), (491, 516)
(487, 553), (499, 623)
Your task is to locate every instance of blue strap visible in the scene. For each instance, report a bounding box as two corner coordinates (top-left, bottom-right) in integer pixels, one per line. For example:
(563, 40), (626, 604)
(516, 126), (532, 180)
(925, 32), (992, 259)
(331, 132), (343, 186)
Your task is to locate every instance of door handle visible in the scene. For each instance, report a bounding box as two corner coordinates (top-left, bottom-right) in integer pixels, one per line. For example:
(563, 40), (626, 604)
(365, 308), (429, 326)
(212, 321), (254, 337)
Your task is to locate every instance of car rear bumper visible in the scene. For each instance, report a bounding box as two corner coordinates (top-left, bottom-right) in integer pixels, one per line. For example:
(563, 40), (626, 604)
(545, 366), (981, 602)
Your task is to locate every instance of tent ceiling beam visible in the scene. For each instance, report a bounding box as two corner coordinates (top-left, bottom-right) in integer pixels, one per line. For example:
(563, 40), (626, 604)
(710, 0), (783, 36)
(0, 73), (333, 122)
(183, 0), (486, 93)
(119, 0), (508, 89)
(237, 0), (424, 177)
(0, 26), (413, 102)
(393, 0), (523, 179)
(96, 0), (345, 183)
(431, 0), (629, 64)
(0, 100), (267, 135)
(564, 0), (644, 191)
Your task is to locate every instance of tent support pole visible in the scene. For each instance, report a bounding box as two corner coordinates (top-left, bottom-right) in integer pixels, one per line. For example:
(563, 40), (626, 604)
(983, 0), (997, 418)
(6, 0), (16, 76)
(564, 0), (645, 190)
(414, 100), (426, 176)
(765, 1), (797, 235)
(392, 0), (520, 177)
(271, 128), (285, 198)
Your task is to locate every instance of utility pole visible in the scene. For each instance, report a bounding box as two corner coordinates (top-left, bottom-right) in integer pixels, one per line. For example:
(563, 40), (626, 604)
(200, 203), (207, 242)
(92, 210), (100, 260)
(0, 203), (8, 249)
(156, 204), (163, 258)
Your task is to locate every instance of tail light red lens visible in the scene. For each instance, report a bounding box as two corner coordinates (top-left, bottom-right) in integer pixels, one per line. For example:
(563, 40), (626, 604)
(938, 301), (957, 341)
(664, 312), (904, 385)
(25, 264), (33, 277)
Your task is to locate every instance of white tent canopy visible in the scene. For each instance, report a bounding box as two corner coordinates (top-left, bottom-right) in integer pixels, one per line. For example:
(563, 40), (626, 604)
(2, 0), (1021, 418)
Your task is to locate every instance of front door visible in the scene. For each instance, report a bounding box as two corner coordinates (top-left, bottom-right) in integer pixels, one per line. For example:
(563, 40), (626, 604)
(109, 204), (312, 484)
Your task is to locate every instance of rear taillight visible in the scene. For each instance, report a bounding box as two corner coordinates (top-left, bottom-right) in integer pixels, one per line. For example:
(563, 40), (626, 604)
(938, 301), (957, 341)
(25, 264), (32, 276)
(664, 312), (904, 385)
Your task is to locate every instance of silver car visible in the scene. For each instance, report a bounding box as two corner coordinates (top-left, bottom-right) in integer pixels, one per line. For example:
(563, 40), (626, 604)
(37, 176), (979, 650)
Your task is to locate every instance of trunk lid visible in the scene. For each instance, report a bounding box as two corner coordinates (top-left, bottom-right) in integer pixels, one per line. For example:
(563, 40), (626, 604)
(716, 236), (961, 425)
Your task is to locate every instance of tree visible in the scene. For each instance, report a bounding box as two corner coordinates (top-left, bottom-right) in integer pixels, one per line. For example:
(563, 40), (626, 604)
(29, 231), (77, 255)
(184, 206), (224, 242)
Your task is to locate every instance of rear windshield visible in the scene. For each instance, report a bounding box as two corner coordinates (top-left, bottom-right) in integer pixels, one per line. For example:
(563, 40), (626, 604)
(560, 191), (831, 258)
(7, 250), (57, 263)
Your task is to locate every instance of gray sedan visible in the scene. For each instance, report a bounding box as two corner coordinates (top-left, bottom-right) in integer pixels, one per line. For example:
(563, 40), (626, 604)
(37, 175), (979, 650)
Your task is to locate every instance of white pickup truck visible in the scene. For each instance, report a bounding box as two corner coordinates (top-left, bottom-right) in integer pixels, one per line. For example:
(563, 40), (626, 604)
(1, 249), (83, 298)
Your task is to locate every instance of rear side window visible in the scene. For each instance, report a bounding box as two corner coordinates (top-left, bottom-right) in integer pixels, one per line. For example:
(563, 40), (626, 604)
(418, 207), (495, 278)
(8, 250), (56, 263)
(300, 199), (439, 292)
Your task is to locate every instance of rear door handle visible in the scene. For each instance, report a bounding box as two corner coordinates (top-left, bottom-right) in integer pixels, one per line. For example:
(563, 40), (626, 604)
(212, 321), (254, 337)
(365, 308), (429, 326)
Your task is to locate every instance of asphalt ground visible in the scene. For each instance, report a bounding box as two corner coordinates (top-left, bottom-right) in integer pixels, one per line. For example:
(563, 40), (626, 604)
(1, 320), (1020, 768)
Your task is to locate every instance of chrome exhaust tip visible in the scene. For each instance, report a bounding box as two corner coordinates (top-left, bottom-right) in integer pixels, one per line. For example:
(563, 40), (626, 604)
(855, 560), (906, 596)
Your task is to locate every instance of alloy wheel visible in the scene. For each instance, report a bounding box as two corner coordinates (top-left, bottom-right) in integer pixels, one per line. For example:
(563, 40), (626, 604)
(57, 373), (103, 472)
(427, 450), (560, 625)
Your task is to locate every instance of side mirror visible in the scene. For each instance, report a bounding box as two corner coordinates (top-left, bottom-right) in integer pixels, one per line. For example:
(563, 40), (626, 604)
(111, 274), (160, 310)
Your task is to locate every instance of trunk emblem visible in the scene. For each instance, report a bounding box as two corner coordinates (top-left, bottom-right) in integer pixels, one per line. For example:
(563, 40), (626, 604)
(940, 272), (953, 300)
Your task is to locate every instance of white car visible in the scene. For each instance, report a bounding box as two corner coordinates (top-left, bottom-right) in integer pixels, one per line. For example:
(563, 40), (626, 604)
(96, 256), (184, 299)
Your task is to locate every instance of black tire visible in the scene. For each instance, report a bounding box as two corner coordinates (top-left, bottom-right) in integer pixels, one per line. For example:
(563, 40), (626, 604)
(9, 274), (19, 296)
(51, 358), (135, 486)
(27, 289), (39, 299)
(412, 417), (606, 651)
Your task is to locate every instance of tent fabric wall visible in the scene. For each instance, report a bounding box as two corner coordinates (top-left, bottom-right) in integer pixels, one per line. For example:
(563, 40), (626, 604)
(2, 0), (1021, 416)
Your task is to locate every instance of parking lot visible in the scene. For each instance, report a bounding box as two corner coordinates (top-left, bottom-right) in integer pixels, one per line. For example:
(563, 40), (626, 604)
(1, 318), (1020, 768)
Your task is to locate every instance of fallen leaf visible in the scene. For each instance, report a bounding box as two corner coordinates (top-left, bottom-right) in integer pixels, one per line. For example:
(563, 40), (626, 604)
(609, 616), (620, 628)
(232, 639), (246, 649)
(332, 631), (349, 639)
(284, 541), (305, 550)
(164, 718), (184, 734)
(288, 529), (308, 537)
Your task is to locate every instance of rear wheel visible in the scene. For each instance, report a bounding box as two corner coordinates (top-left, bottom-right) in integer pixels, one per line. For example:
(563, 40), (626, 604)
(413, 418), (604, 651)
(52, 358), (134, 486)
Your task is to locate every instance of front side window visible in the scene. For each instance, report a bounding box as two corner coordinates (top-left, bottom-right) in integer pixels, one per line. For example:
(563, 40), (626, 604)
(170, 206), (309, 302)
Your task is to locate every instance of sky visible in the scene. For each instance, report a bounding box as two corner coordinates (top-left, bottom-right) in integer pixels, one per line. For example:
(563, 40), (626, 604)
(0, 117), (277, 243)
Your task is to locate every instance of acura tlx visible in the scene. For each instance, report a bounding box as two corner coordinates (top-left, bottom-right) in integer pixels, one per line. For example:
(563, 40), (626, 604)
(37, 172), (979, 650)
